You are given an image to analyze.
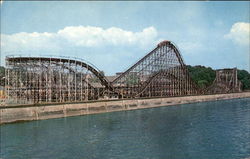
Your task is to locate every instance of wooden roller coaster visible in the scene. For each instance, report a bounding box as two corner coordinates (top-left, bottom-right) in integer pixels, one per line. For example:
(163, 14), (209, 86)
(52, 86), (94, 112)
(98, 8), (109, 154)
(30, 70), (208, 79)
(4, 41), (242, 105)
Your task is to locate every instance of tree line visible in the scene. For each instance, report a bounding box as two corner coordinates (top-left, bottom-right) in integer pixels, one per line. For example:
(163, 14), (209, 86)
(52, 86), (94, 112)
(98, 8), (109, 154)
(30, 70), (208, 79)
(0, 66), (4, 87)
(187, 65), (250, 90)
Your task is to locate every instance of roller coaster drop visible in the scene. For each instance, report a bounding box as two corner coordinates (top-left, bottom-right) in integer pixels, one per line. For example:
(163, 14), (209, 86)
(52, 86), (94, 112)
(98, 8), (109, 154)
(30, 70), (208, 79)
(5, 41), (240, 105)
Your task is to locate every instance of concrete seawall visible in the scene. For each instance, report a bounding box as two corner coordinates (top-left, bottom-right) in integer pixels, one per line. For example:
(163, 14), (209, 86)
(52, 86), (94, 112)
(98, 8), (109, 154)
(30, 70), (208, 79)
(1, 92), (250, 124)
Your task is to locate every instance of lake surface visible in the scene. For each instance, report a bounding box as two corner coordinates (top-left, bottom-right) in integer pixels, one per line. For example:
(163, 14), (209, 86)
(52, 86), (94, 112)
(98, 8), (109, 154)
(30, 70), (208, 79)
(1, 98), (250, 159)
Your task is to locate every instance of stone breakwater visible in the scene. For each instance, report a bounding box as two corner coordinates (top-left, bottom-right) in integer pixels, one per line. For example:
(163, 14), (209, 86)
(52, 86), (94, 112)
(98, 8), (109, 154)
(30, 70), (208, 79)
(1, 92), (250, 124)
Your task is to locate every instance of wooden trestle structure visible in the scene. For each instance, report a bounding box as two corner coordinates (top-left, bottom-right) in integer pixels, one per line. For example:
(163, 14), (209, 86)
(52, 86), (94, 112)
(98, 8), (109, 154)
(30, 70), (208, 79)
(111, 41), (199, 98)
(205, 68), (242, 94)
(4, 41), (241, 105)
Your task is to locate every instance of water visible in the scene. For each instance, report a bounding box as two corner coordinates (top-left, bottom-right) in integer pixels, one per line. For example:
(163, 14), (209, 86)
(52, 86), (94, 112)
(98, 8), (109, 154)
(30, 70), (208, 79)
(1, 98), (250, 159)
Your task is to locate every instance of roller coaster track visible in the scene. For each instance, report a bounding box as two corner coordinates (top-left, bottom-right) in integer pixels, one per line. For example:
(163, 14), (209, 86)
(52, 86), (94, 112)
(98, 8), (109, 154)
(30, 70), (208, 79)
(204, 68), (241, 94)
(5, 40), (202, 105)
(112, 41), (186, 84)
(135, 70), (165, 97)
(112, 40), (199, 98)
(135, 70), (176, 97)
(6, 57), (113, 91)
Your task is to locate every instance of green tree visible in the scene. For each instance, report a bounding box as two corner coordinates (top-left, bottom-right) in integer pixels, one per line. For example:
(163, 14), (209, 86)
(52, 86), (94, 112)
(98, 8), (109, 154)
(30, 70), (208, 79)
(187, 65), (250, 90)
(0, 66), (5, 86)
(197, 80), (209, 89)
(187, 65), (215, 89)
(237, 69), (250, 90)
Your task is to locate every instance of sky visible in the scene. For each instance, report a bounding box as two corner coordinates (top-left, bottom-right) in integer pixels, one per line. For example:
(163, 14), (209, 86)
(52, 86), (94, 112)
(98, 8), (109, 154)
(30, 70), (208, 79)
(0, 1), (249, 75)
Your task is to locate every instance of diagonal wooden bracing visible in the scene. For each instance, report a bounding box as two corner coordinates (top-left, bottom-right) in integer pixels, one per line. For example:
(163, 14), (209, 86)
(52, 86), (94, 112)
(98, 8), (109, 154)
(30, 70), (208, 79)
(112, 40), (199, 98)
(5, 57), (112, 104)
(5, 40), (200, 105)
(205, 68), (242, 94)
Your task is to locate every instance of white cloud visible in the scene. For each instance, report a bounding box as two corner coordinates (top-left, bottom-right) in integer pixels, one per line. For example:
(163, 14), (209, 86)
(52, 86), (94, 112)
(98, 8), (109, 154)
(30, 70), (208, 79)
(1, 26), (158, 53)
(57, 26), (157, 47)
(1, 32), (59, 52)
(225, 22), (250, 46)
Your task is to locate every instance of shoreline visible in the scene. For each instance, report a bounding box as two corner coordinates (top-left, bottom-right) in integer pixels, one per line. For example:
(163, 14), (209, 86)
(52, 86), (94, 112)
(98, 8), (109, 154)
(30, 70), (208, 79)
(1, 92), (250, 124)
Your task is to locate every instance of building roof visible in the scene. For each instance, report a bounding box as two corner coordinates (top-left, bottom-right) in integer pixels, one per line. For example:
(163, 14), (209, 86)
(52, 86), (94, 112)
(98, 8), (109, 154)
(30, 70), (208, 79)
(106, 76), (118, 82)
